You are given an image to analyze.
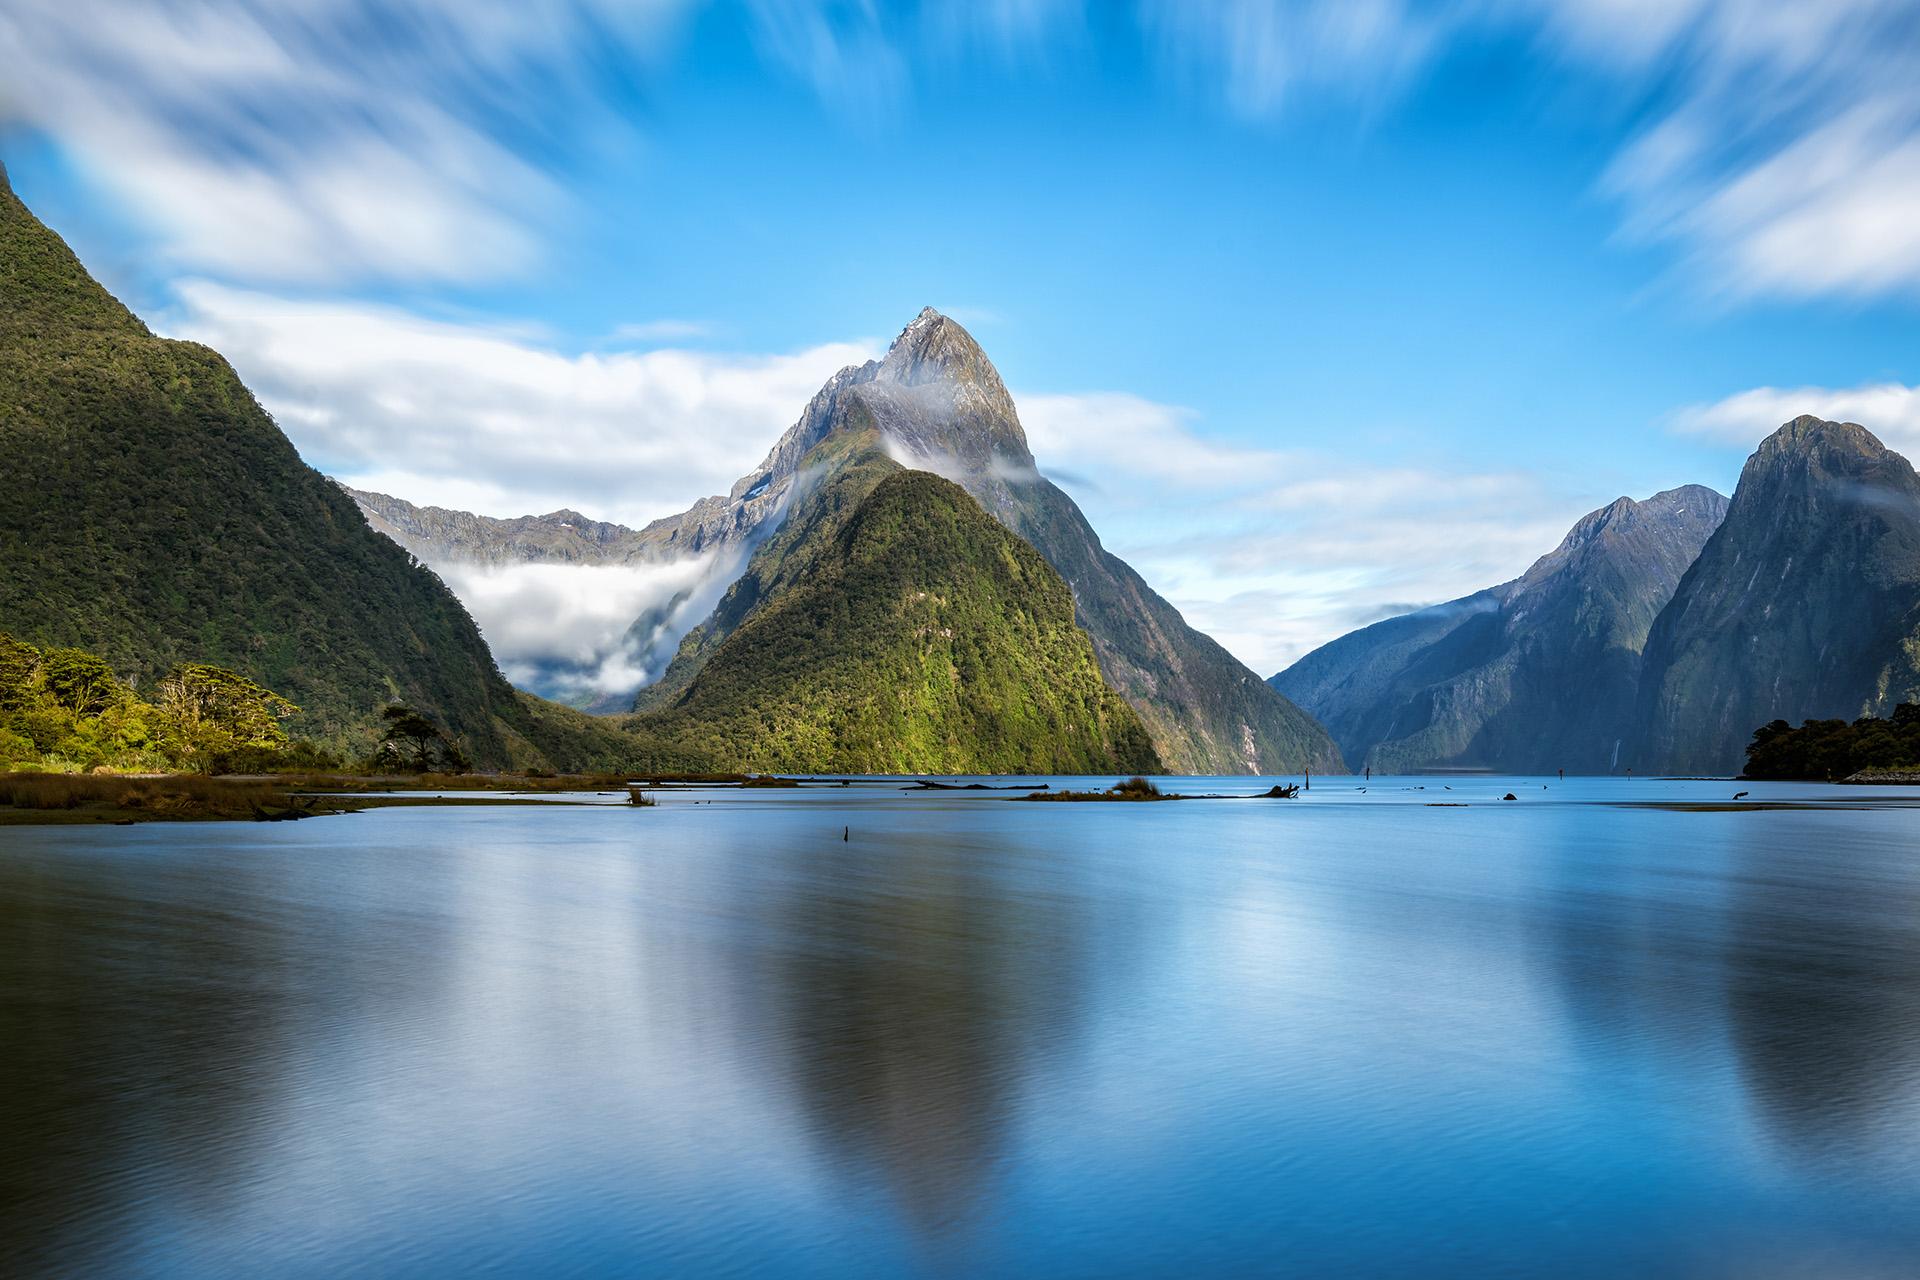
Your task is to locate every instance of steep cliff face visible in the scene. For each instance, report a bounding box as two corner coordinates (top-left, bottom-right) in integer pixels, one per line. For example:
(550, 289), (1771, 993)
(642, 309), (1342, 774)
(1273, 485), (1728, 773)
(1637, 418), (1920, 774)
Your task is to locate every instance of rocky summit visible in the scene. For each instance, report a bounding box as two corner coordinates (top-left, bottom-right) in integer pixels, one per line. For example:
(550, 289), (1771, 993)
(1636, 416), (1920, 775)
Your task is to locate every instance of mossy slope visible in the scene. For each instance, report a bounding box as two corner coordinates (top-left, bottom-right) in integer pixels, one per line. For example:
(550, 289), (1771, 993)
(642, 452), (1158, 774)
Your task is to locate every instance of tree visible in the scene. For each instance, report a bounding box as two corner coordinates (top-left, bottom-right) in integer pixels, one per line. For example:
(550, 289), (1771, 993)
(0, 634), (40, 712)
(156, 663), (299, 750)
(39, 647), (122, 715)
(376, 704), (469, 772)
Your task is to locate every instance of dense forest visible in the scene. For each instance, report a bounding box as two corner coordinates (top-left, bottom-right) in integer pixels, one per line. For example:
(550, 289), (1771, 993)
(1742, 705), (1920, 780)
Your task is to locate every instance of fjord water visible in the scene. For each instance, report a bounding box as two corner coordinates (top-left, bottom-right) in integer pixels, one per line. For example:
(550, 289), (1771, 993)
(5, 779), (1920, 1277)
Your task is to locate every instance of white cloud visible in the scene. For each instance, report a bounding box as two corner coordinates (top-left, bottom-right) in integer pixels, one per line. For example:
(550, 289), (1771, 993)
(1019, 391), (1290, 490)
(435, 558), (722, 698)
(1562, 0), (1920, 300)
(166, 281), (876, 527)
(1132, 473), (1592, 675)
(1672, 382), (1920, 456)
(1136, 0), (1920, 302)
(0, 0), (690, 283)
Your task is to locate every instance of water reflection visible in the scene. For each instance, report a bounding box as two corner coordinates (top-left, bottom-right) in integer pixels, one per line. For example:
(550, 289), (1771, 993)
(1535, 816), (1920, 1176)
(4, 797), (1920, 1276)
(748, 833), (1102, 1257)
(0, 849), (295, 1276)
(1723, 839), (1920, 1168)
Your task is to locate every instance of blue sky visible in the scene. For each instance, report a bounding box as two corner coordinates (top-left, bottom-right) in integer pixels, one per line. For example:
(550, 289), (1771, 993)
(6, 0), (1920, 676)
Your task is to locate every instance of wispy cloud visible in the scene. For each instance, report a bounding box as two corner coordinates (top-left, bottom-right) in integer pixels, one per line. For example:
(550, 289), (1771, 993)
(0, 0), (690, 283)
(1673, 381), (1920, 455)
(168, 281), (876, 525)
(1135, 0), (1920, 303)
(1019, 392), (1290, 491)
(1577, 1), (1920, 301)
(1135, 472), (1590, 675)
(1012, 389), (1600, 674)
(610, 319), (717, 344)
(1140, 0), (1456, 117)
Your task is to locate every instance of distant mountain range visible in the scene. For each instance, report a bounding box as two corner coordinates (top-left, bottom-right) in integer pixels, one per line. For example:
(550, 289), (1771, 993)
(347, 490), (660, 566)
(1273, 485), (1727, 774)
(1276, 418), (1920, 775)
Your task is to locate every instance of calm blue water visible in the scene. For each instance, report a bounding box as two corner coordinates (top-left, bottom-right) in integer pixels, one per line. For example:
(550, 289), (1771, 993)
(4, 775), (1920, 1277)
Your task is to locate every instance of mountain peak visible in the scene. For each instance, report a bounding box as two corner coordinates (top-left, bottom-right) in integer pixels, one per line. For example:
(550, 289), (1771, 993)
(1757, 415), (1885, 462)
(1741, 417), (1912, 504)
(1517, 484), (1728, 594)
(874, 308), (1005, 394)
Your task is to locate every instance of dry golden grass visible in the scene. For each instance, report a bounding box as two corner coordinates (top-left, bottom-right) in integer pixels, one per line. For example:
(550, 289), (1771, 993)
(0, 771), (290, 818)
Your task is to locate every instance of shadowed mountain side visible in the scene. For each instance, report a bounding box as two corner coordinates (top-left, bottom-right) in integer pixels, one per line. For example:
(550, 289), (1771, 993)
(1637, 417), (1920, 775)
(637, 456), (1158, 775)
(1273, 485), (1728, 773)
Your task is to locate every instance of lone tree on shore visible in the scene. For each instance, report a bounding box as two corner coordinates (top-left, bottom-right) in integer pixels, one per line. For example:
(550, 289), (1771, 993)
(376, 704), (470, 772)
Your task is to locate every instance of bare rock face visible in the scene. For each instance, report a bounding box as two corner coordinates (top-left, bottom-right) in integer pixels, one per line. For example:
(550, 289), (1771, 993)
(1273, 484), (1729, 773)
(346, 490), (655, 566)
(1636, 417), (1920, 774)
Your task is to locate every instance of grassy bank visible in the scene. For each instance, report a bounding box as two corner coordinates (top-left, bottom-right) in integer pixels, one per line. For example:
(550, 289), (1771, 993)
(0, 769), (680, 825)
(0, 773), (357, 825)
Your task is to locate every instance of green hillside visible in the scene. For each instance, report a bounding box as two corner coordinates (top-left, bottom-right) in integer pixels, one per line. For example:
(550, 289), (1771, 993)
(0, 166), (654, 770)
(641, 453), (1159, 774)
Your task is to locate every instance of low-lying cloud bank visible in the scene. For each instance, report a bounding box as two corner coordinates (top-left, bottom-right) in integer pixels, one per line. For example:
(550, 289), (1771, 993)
(432, 558), (721, 703)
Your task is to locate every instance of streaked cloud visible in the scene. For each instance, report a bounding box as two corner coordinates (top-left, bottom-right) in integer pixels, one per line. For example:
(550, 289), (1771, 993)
(1673, 382), (1920, 456)
(1139, 0), (1920, 303)
(167, 281), (876, 525)
(0, 0), (689, 283)
(10, 0), (1918, 305)
(1140, 0), (1455, 117)
(1579, 1), (1920, 301)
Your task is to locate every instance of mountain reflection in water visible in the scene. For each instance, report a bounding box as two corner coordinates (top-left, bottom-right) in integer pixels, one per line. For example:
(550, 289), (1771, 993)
(1, 779), (1918, 1277)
